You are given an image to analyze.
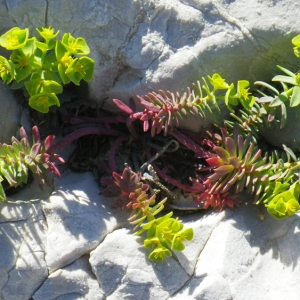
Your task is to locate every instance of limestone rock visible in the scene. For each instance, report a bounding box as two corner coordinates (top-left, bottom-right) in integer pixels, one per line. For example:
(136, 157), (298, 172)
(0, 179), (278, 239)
(32, 256), (104, 300)
(42, 171), (128, 273)
(0, 84), (22, 144)
(89, 228), (190, 299)
(1, 0), (300, 133)
(0, 184), (48, 300)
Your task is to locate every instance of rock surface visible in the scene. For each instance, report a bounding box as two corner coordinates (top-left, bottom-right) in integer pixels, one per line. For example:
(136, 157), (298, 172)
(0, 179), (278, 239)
(0, 171), (300, 299)
(1, 1), (300, 299)
(1, 0), (300, 134)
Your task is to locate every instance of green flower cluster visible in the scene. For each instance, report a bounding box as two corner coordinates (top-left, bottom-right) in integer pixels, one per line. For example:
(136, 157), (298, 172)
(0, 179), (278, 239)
(0, 27), (94, 113)
(139, 212), (193, 261)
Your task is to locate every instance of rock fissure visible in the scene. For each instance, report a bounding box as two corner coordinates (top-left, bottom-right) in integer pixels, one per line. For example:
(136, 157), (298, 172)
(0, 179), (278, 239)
(212, 0), (267, 53)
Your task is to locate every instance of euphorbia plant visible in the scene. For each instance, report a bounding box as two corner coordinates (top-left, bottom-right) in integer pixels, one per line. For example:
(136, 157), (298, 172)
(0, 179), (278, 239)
(101, 167), (194, 261)
(0, 26), (94, 113)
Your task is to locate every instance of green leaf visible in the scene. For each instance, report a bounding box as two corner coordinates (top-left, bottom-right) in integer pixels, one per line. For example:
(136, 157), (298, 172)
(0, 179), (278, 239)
(144, 237), (161, 249)
(292, 34), (300, 47)
(276, 65), (297, 78)
(25, 79), (62, 96)
(275, 197), (286, 216)
(280, 103), (287, 129)
(214, 165), (235, 175)
(15, 65), (32, 82)
(269, 94), (288, 107)
(272, 75), (296, 85)
(283, 144), (297, 162)
(290, 86), (300, 107)
(254, 81), (279, 95)
(225, 83), (237, 112)
(0, 180), (6, 201)
(214, 147), (230, 163)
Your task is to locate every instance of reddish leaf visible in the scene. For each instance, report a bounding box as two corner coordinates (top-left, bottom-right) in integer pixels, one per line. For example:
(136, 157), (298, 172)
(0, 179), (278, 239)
(112, 99), (134, 115)
(206, 157), (224, 167)
(32, 126), (41, 144)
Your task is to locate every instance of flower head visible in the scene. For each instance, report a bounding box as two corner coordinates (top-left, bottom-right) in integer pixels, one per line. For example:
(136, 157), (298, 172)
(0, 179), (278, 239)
(0, 27), (29, 50)
(208, 73), (230, 90)
(267, 183), (300, 219)
(0, 56), (14, 83)
(36, 26), (60, 41)
(29, 93), (60, 113)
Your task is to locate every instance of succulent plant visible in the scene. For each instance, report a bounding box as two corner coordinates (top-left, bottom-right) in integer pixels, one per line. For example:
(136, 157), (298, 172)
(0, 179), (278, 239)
(0, 125), (64, 200)
(113, 74), (255, 139)
(101, 167), (194, 261)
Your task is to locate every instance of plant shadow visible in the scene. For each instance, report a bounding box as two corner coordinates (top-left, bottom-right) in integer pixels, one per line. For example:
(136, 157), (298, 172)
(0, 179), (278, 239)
(232, 192), (300, 270)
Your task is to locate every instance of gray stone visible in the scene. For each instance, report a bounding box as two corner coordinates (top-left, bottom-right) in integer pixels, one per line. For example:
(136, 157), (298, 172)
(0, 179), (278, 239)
(32, 256), (104, 300)
(0, 84), (22, 144)
(1, 1), (300, 299)
(89, 228), (190, 299)
(42, 170), (127, 273)
(0, 0), (300, 134)
(260, 106), (300, 151)
(0, 184), (48, 300)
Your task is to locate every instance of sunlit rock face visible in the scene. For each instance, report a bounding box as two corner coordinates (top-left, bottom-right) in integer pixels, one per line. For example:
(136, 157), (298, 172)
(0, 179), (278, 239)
(1, 1), (300, 299)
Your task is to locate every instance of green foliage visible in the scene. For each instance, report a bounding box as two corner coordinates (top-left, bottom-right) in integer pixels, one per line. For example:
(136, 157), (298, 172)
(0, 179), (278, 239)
(101, 167), (194, 261)
(0, 26), (94, 113)
(266, 183), (300, 219)
(113, 74), (255, 138)
(255, 57), (300, 127)
(204, 125), (300, 219)
(0, 126), (64, 201)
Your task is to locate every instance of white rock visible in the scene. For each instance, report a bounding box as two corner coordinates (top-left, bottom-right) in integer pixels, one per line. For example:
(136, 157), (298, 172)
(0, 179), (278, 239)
(171, 274), (232, 300)
(42, 171), (127, 273)
(89, 228), (190, 299)
(0, 183), (48, 300)
(32, 256), (104, 300)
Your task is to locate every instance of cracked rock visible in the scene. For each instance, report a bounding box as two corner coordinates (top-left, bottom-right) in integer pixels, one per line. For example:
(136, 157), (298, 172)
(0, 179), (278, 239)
(0, 180), (50, 300)
(89, 228), (190, 299)
(32, 256), (104, 300)
(42, 171), (128, 274)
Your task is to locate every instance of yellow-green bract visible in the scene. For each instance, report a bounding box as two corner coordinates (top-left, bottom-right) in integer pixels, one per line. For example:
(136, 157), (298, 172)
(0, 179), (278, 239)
(0, 26), (95, 113)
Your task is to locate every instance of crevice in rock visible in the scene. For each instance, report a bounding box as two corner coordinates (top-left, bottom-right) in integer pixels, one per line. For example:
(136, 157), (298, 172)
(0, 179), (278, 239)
(211, 0), (267, 54)
(3, 0), (18, 26)
(265, 218), (299, 244)
(45, 0), (49, 27)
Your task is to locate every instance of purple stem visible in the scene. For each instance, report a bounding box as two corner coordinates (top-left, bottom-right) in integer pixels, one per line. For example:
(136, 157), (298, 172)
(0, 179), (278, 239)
(49, 127), (124, 153)
(145, 147), (199, 192)
(70, 115), (127, 125)
(109, 135), (130, 172)
(170, 128), (212, 158)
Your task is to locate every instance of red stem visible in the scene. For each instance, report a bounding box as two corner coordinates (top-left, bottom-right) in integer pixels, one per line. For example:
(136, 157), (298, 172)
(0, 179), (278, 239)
(145, 147), (199, 192)
(170, 128), (211, 158)
(49, 127), (124, 153)
(70, 115), (127, 124)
